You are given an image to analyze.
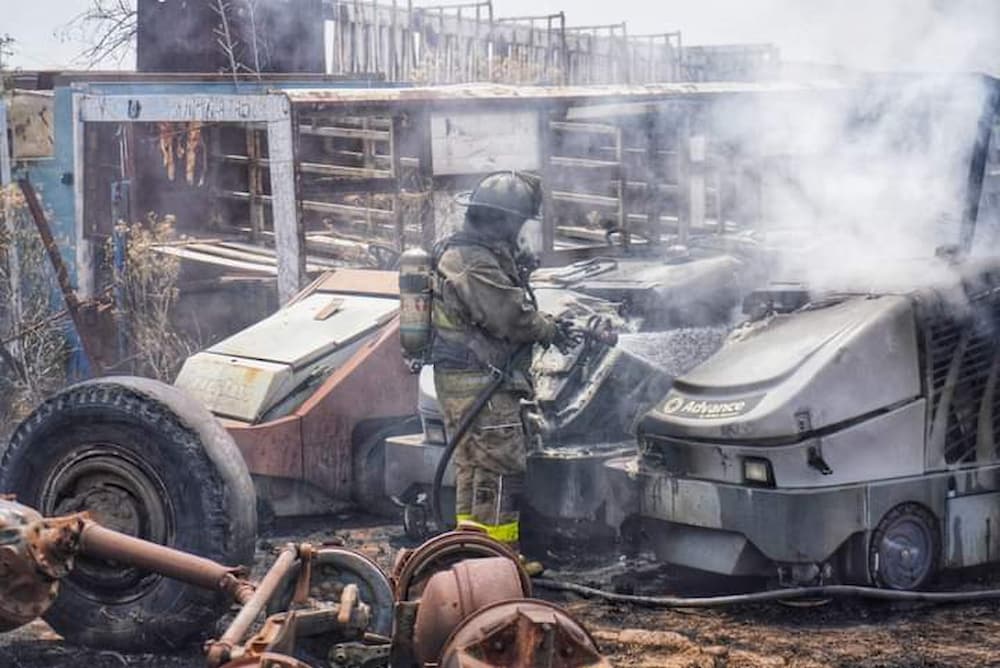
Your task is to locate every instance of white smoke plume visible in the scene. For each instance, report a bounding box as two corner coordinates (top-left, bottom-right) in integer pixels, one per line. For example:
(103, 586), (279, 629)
(712, 73), (996, 294)
(653, 0), (1000, 296)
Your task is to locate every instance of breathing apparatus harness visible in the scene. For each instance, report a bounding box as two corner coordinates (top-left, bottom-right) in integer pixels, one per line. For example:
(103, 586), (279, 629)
(425, 232), (539, 530)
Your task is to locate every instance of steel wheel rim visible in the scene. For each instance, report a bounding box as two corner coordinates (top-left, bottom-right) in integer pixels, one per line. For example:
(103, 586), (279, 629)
(876, 516), (934, 590)
(41, 445), (174, 602)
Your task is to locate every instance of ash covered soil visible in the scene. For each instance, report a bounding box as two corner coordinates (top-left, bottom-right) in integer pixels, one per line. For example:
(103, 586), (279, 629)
(5, 514), (1000, 667)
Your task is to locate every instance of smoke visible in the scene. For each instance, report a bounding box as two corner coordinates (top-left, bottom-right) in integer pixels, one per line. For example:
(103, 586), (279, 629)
(709, 73), (995, 294)
(771, 0), (1000, 74)
(658, 2), (1000, 296)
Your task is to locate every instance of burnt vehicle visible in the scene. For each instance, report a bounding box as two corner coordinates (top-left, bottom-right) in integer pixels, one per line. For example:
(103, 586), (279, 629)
(0, 270), (417, 645)
(386, 248), (754, 547)
(602, 73), (1000, 590)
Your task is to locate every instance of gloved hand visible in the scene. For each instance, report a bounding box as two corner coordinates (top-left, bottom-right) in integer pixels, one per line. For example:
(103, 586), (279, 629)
(552, 318), (584, 354)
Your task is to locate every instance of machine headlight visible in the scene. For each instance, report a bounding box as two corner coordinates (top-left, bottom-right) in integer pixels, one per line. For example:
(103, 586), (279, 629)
(743, 457), (773, 486)
(423, 418), (447, 445)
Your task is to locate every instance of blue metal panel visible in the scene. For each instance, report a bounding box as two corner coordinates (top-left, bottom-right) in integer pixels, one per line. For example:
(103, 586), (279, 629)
(11, 85), (76, 283)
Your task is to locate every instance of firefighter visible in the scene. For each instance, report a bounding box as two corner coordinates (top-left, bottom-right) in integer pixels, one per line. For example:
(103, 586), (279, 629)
(431, 171), (572, 566)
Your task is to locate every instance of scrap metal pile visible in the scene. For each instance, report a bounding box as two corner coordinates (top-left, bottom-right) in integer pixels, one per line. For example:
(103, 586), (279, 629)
(0, 497), (607, 667)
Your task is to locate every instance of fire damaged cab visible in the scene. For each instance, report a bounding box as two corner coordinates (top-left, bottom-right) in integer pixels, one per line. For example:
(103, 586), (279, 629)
(610, 261), (1000, 589)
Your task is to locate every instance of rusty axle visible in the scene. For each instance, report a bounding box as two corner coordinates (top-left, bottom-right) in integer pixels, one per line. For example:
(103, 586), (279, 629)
(79, 521), (256, 604)
(205, 544), (299, 667)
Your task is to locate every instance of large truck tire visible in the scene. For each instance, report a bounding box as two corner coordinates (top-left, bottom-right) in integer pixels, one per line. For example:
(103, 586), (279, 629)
(0, 376), (257, 651)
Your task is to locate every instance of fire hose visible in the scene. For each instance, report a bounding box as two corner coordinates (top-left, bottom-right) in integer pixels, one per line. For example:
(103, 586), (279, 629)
(533, 577), (1000, 607)
(430, 345), (529, 531)
(429, 318), (619, 531)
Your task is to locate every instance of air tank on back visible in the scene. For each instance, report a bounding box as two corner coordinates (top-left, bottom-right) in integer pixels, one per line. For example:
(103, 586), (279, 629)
(399, 247), (433, 371)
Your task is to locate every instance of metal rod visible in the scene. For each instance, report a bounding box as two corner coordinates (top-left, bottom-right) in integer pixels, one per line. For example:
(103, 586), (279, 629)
(206, 544), (299, 667)
(79, 522), (253, 602)
(17, 178), (104, 375)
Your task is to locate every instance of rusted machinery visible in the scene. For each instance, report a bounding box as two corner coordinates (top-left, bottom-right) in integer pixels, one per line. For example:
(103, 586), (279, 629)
(0, 496), (606, 667)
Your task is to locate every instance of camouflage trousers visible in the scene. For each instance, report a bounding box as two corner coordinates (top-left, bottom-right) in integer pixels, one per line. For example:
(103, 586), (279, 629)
(434, 369), (527, 546)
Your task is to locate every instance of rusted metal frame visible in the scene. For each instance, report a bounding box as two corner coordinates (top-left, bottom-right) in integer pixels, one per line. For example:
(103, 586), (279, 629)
(472, 2), (480, 81)
(538, 106), (559, 257)
(0, 99), (10, 186)
(373, 0), (382, 76)
(556, 12), (568, 84)
(300, 124), (391, 141)
(353, 0), (364, 74)
(405, 0), (414, 80)
(644, 109), (665, 241)
(418, 0), (490, 10)
(206, 544), (299, 667)
(299, 175), (399, 196)
(246, 128), (264, 242)
(267, 113), (307, 304)
(17, 178), (104, 375)
(390, 0), (399, 80)
(350, 0), (360, 72)
(75, 92), (300, 299)
(71, 94), (94, 300)
(675, 104), (692, 245)
(638, 31), (685, 82)
(222, 190), (394, 221)
(614, 124), (628, 247)
(550, 120), (618, 135)
(79, 520), (254, 603)
(413, 107), (435, 248)
(222, 154), (394, 179)
(0, 98), (22, 364)
(619, 22), (631, 84)
(337, 1), (348, 73)
(675, 30), (685, 81)
(391, 114), (405, 250)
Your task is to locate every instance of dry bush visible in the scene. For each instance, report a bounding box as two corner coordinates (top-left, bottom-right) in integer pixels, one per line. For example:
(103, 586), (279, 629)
(0, 186), (70, 428)
(106, 214), (196, 381)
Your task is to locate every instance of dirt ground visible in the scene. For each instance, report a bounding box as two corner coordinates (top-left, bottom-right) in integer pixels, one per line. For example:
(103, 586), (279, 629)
(4, 514), (1000, 667)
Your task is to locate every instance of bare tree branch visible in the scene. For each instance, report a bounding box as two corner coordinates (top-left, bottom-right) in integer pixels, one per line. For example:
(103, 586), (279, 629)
(212, 0), (242, 85)
(61, 0), (137, 68)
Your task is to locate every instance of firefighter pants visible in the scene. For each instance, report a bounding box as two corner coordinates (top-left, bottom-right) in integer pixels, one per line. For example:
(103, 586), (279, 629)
(434, 369), (527, 546)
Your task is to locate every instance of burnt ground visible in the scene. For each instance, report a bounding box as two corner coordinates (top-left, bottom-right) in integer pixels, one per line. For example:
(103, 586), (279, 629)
(4, 514), (1000, 667)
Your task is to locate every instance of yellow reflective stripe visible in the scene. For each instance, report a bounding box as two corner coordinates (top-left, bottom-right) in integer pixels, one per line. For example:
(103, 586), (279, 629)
(455, 514), (473, 524)
(484, 521), (519, 544)
(456, 518), (489, 534)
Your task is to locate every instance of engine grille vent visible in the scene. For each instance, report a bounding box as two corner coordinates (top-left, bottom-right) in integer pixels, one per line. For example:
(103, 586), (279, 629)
(923, 285), (1000, 465)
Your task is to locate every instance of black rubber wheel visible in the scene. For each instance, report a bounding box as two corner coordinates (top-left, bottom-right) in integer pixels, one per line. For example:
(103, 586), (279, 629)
(351, 416), (419, 517)
(869, 503), (940, 590)
(0, 376), (257, 650)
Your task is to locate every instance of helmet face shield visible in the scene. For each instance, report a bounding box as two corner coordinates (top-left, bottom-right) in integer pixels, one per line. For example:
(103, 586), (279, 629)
(516, 217), (544, 260)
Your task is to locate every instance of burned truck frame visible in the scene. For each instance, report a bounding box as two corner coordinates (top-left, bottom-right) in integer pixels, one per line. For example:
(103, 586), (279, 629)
(601, 74), (1000, 590)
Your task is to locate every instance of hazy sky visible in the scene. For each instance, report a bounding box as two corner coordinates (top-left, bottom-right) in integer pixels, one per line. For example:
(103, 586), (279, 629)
(2, 0), (999, 73)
